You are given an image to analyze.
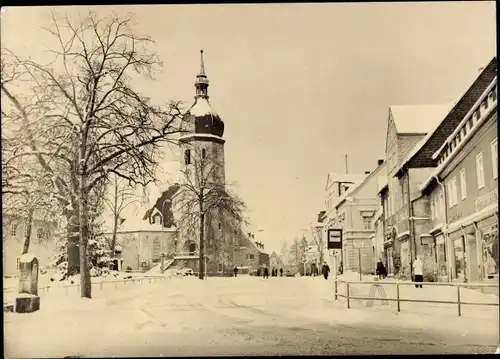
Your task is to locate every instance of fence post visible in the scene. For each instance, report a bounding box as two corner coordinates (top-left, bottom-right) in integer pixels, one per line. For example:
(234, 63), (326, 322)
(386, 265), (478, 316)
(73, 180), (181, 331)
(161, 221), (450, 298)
(334, 280), (338, 301)
(346, 282), (350, 309)
(396, 283), (400, 312)
(457, 285), (462, 317)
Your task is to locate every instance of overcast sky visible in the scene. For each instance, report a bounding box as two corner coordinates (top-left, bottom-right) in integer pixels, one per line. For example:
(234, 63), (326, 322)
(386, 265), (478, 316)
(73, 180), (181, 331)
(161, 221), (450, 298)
(1, 3), (496, 254)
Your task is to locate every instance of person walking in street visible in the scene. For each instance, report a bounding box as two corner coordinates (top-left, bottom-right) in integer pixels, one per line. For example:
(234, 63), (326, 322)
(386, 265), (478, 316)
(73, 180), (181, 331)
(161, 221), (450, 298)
(233, 266), (238, 277)
(413, 255), (424, 288)
(376, 259), (387, 280)
(279, 267), (283, 277)
(321, 261), (330, 280)
(263, 266), (269, 279)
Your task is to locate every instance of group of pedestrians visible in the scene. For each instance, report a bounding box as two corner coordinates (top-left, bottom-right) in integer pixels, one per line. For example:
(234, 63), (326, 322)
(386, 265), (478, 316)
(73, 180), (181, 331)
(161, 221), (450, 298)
(257, 266), (284, 278)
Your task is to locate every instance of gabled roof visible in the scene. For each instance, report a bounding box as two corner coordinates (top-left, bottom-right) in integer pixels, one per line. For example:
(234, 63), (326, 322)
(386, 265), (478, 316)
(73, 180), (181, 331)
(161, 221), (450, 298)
(390, 103), (454, 134)
(394, 56), (497, 178)
(334, 161), (386, 209)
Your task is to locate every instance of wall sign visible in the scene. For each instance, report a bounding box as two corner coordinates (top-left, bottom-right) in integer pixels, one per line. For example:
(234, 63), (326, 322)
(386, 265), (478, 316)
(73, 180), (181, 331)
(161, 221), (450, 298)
(327, 228), (343, 249)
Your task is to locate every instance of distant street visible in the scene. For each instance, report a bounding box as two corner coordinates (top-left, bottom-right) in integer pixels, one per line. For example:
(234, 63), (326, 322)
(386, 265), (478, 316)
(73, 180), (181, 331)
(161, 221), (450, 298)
(4, 276), (498, 357)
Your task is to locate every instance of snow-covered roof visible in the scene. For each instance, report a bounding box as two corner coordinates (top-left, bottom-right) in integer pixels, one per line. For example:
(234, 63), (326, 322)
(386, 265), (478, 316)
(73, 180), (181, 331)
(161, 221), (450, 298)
(327, 173), (367, 186)
(189, 97), (219, 117)
(376, 175), (388, 194)
(20, 253), (37, 263)
(390, 103), (454, 134)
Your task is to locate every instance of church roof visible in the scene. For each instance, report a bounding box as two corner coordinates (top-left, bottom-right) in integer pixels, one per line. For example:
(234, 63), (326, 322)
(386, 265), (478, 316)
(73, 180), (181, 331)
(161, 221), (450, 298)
(188, 50), (224, 138)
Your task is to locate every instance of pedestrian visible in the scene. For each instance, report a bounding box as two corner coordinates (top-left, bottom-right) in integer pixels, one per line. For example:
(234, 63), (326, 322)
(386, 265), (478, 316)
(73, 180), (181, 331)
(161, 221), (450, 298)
(279, 267), (283, 277)
(273, 268), (277, 277)
(233, 266), (238, 277)
(256, 267), (261, 277)
(263, 266), (269, 279)
(321, 261), (330, 280)
(413, 255), (424, 288)
(376, 259), (386, 280)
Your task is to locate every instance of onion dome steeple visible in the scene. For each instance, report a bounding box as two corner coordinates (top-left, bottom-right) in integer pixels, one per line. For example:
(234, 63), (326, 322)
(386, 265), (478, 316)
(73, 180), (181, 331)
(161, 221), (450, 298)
(189, 49), (224, 138)
(195, 49), (210, 99)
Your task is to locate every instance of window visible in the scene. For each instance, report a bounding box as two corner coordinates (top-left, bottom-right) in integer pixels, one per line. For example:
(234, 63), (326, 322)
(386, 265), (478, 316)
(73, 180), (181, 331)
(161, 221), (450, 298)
(491, 138), (498, 179)
(447, 177), (458, 208)
(460, 169), (467, 200)
(152, 237), (161, 262)
(467, 118), (473, 130)
(10, 223), (17, 237)
(16, 257), (20, 270)
(184, 149), (191, 165)
(363, 217), (373, 230)
(483, 99), (489, 110)
(23, 225), (29, 238)
(37, 227), (45, 241)
(476, 152), (485, 189)
(248, 254), (255, 260)
(202, 148), (206, 159)
(492, 88), (497, 102)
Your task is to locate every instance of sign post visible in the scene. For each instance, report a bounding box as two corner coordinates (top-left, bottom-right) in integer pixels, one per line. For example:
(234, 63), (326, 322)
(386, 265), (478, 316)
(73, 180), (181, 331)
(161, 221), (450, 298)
(327, 229), (343, 300)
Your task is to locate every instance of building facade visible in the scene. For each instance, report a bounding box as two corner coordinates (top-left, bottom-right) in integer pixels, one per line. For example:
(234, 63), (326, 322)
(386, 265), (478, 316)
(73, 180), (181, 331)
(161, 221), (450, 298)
(382, 103), (456, 279)
(332, 160), (387, 274)
(392, 57), (497, 282)
(3, 215), (57, 277)
(420, 73), (497, 283)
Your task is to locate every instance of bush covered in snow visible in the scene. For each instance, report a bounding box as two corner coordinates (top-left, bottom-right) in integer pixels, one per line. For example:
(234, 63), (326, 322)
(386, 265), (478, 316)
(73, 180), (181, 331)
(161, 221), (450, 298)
(51, 223), (113, 279)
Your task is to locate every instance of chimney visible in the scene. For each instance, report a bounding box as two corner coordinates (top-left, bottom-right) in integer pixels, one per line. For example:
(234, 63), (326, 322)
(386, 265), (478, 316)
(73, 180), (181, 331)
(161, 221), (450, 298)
(377, 159), (384, 166)
(365, 171), (371, 175)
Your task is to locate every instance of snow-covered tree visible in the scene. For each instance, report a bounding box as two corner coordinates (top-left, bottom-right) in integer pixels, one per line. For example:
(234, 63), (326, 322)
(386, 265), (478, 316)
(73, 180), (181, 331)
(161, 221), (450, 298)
(1, 11), (185, 298)
(102, 175), (139, 258)
(175, 146), (246, 280)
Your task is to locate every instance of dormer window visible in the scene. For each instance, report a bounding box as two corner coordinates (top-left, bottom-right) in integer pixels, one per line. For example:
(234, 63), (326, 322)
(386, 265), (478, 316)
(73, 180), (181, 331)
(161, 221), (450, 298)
(185, 149), (191, 165)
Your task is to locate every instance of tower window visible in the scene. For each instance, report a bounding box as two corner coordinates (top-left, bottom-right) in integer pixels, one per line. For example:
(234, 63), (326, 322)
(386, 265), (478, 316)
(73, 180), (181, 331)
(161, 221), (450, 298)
(184, 149), (191, 165)
(202, 148), (206, 159)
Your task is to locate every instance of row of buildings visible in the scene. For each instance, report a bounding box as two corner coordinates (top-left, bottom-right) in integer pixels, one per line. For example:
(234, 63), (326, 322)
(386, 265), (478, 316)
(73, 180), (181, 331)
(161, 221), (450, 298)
(317, 57), (497, 284)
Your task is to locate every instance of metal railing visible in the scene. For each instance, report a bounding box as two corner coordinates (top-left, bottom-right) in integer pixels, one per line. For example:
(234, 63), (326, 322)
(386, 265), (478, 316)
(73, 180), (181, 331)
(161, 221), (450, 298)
(334, 279), (499, 317)
(4, 275), (173, 300)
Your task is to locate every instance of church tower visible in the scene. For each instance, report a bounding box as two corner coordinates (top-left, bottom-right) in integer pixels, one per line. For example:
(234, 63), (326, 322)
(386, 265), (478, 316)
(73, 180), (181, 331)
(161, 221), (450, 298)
(177, 50), (229, 271)
(179, 49), (226, 187)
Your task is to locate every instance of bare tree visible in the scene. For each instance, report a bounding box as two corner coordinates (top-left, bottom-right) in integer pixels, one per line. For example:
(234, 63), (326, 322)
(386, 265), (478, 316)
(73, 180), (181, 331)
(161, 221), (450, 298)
(1, 11), (184, 298)
(175, 145), (246, 280)
(102, 174), (139, 257)
(310, 223), (325, 264)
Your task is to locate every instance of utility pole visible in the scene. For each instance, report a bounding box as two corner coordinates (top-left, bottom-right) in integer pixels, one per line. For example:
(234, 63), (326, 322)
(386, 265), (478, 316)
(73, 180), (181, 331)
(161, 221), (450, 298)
(345, 154), (349, 174)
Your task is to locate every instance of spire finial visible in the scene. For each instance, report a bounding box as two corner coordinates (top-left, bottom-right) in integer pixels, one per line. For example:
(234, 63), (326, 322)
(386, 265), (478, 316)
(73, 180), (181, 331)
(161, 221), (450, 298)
(199, 49), (206, 76)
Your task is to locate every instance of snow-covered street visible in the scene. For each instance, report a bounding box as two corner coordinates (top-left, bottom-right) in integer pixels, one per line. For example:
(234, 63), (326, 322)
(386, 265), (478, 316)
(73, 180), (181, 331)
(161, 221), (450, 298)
(4, 275), (499, 357)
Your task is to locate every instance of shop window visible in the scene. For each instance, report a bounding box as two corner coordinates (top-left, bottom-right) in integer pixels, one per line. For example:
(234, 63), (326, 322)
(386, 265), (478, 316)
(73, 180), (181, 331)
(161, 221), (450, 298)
(435, 235), (447, 278)
(482, 229), (498, 279)
(452, 236), (466, 281)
